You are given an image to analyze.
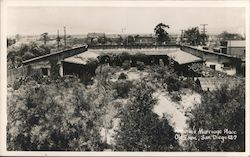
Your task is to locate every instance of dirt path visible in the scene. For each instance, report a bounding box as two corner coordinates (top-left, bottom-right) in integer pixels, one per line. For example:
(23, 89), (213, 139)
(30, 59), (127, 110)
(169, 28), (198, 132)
(153, 89), (201, 133)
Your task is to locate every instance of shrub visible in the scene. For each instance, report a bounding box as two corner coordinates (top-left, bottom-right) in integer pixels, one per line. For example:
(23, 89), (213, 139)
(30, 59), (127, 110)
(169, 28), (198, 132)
(118, 73), (127, 80)
(186, 82), (245, 151)
(171, 92), (182, 102)
(22, 52), (35, 61)
(114, 81), (179, 151)
(12, 77), (24, 90)
(7, 78), (103, 151)
(122, 60), (131, 70)
(114, 80), (132, 98)
(164, 74), (181, 92)
(136, 61), (145, 71)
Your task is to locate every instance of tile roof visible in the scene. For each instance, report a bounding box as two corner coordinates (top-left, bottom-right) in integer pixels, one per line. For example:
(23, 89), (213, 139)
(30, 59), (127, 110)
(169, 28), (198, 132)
(63, 48), (203, 65)
(63, 51), (99, 65)
(167, 49), (203, 64)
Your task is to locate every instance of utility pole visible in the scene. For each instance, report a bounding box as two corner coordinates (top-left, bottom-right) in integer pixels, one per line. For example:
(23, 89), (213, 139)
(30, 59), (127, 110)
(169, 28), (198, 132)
(64, 26), (67, 48)
(56, 29), (61, 50)
(200, 24), (208, 34)
(200, 24), (208, 45)
(180, 29), (185, 43)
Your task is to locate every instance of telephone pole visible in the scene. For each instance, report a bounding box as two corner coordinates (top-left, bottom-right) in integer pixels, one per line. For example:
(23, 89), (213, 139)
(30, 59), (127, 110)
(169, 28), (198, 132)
(180, 29), (185, 43)
(64, 26), (67, 48)
(56, 29), (61, 50)
(200, 24), (208, 45)
(200, 24), (208, 34)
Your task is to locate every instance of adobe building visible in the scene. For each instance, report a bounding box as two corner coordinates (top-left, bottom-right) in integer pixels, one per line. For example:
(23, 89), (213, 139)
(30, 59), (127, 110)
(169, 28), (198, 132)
(7, 45), (88, 85)
(220, 40), (245, 59)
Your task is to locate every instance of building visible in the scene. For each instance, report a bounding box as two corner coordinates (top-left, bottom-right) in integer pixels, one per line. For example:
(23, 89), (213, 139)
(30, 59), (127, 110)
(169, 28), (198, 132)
(220, 40), (245, 59)
(181, 45), (243, 75)
(134, 34), (155, 45)
(7, 45), (88, 85)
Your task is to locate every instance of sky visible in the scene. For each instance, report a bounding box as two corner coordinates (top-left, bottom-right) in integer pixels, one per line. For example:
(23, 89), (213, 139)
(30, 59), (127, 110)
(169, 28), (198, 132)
(7, 7), (246, 36)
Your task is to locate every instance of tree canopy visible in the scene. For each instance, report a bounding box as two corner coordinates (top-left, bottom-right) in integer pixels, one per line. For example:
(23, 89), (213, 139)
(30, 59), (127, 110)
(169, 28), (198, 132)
(154, 23), (170, 44)
(7, 78), (104, 151)
(184, 27), (207, 46)
(186, 82), (245, 151)
(114, 81), (179, 151)
(218, 31), (245, 40)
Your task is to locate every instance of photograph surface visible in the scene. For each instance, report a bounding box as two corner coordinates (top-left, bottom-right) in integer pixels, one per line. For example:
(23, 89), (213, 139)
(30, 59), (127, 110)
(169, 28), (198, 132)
(2, 1), (248, 154)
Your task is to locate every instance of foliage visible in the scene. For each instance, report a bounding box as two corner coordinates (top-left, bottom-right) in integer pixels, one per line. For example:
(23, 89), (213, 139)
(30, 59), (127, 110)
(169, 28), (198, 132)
(7, 42), (52, 69)
(164, 74), (181, 92)
(40, 32), (49, 45)
(184, 27), (203, 46)
(114, 79), (132, 98)
(136, 61), (145, 71)
(49, 59), (60, 80)
(186, 82), (245, 151)
(7, 38), (16, 47)
(218, 31), (245, 40)
(22, 52), (35, 61)
(118, 72), (128, 80)
(125, 35), (136, 45)
(114, 81), (179, 151)
(121, 60), (131, 70)
(154, 23), (170, 44)
(7, 78), (103, 151)
(97, 35), (108, 45)
(170, 92), (182, 102)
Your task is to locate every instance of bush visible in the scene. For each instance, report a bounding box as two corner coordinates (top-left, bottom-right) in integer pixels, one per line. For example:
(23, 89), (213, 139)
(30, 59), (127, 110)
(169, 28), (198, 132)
(164, 75), (181, 92)
(114, 80), (132, 98)
(118, 73), (127, 80)
(22, 52), (35, 61)
(7, 78), (103, 151)
(171, 92), (182, 102)
(122, 60), (131, 70)
(12, 78), (24, 90)
(136, 61), (145, 71)
(29, 69), (43, 83)
(186, 83), (245, 151)
(114, 81), (179, 151)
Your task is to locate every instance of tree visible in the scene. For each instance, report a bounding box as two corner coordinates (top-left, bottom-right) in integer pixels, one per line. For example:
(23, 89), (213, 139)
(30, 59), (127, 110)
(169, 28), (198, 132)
(127, 35), (135, 45)
(7, 38), (16, 47)
(114, 81), (179, 151)
(97, 35), (107, 45)
(154, 23), (170, 44)
(218, 31), (244, 40)
(186, 82), (245, 151)
(7, 78), (103, 151)
(184, 27), (202, 46)
(41, 32), (49, 45)
(15, 34), (21, 42)
(200, 33), (209, 46)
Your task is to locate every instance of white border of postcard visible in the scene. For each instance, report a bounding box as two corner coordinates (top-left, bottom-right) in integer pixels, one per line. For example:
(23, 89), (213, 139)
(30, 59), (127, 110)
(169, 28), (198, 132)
(0, 0), (249, 156)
